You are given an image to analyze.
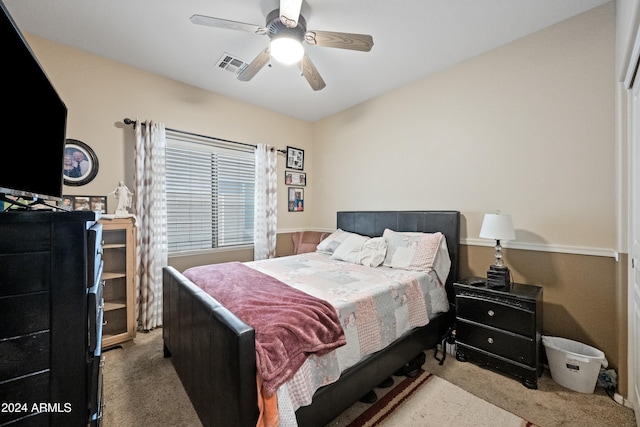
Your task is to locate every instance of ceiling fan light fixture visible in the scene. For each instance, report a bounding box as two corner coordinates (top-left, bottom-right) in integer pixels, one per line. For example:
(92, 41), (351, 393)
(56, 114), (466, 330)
(270, 37), (304, 64)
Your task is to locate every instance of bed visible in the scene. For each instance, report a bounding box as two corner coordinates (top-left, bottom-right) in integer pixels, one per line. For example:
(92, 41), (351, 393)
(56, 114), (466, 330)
(162, 210), (460, 427)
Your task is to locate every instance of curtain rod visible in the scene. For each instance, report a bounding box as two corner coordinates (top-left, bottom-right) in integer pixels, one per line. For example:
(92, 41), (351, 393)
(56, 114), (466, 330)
(123, 118), (286, 154)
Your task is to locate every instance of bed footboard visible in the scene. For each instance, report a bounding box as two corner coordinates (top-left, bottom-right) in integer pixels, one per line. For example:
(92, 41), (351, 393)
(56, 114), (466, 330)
(163, 266), (259, 427)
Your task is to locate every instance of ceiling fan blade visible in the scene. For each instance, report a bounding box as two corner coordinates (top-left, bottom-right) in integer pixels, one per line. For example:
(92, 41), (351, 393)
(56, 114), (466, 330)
(305, 30), (373, 52)
(279, 0), (302, 28)
(298, 53), (326, 91)
(238, 47), (271, 82)
(190, 14), (268, 35)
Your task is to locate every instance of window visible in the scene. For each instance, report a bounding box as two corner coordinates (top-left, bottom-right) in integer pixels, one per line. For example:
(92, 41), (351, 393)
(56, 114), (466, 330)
(165, 132), (255, 253)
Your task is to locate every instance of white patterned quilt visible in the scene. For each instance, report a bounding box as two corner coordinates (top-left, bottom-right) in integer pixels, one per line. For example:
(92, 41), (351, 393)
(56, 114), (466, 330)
(245, 251), (450, 424)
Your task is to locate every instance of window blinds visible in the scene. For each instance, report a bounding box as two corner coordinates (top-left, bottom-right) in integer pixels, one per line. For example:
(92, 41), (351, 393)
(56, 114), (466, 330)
(165, 132), (255, 253)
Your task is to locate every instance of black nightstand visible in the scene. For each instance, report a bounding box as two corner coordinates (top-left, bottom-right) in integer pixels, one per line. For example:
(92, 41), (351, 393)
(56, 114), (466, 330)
(454, 277), (543, 389)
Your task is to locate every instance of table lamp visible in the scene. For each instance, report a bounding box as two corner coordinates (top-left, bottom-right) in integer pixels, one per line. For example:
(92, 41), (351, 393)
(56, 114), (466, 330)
(479, 212), (516, 289)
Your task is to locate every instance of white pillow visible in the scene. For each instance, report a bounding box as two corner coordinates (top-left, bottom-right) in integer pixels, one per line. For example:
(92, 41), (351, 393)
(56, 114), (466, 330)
(330, 234), (370, 264)
(316, 229), (355, 254)
(330, 235), (388, 267)
(359, 237), (388, 267)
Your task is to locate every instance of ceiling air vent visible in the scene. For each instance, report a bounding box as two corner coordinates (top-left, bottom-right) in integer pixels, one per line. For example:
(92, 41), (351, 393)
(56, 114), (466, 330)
(216, 53), (248, 75)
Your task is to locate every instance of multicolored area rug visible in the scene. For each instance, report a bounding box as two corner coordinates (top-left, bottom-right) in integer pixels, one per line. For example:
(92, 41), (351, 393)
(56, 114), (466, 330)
(347, 370), (538, 427)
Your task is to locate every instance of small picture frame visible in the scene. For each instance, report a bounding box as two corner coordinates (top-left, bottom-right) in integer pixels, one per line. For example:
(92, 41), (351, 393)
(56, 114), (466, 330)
(63, 139), (99, 187)
(59, 196), (74, 211)
(73, 196), (92, 211)
(288, 188), (304, 212)
(286, 146), (304, 170)
(59, 195), (107, 214)
(90, 196), (108, 213)
(285, 171), (306, 186)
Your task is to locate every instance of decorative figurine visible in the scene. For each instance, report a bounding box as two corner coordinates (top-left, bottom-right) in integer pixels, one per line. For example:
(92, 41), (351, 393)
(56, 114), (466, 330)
(109, 181), (133, 216)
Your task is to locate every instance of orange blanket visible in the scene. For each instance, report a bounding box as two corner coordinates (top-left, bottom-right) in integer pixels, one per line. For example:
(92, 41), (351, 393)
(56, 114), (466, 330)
(257, 374), (279, 427)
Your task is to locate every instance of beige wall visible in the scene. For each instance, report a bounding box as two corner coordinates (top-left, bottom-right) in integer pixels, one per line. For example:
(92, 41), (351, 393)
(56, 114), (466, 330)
(312, 3), (616, 251)
(22, 1), (627, 391)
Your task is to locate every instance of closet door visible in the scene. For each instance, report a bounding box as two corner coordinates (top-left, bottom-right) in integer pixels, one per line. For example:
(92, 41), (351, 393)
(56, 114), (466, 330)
(627, 34), (640, 421)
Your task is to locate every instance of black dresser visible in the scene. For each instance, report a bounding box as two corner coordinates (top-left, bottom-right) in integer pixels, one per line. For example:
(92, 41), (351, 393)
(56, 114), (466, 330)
(0, 210), (104, 426)
(454, 277), (543, 389)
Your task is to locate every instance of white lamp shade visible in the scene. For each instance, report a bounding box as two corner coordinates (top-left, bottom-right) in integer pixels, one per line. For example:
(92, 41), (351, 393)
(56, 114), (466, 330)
(270, 37), (304, 64)
(479, 213), (516, 241)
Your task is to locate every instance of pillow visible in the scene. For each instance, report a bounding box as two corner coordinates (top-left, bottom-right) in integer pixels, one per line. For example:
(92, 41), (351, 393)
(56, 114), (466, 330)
(382, 229), (445, 273)
(432, 236), (452, 284)
(330, 235), (388, 267)
(330, 234), (370, 264)
(316, 229), (356, 254)
(359, 237), (388, 267)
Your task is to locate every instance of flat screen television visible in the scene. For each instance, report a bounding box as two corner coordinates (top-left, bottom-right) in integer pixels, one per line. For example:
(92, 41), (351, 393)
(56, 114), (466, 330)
(0, 1), (67, 206)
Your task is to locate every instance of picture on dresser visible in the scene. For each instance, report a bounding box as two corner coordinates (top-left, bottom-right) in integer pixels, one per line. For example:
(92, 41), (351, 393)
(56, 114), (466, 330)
(59, 196), (74, 211)
(59, 195), (107, 213)
(73, 196), (91, 211)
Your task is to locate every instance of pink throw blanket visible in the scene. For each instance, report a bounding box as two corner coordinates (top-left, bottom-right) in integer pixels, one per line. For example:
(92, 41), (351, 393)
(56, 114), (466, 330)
(183, 262), (346, 395)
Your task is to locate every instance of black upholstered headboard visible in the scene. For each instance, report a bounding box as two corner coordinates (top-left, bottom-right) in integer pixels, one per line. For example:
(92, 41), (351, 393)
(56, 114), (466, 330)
(336, 211), (460, 302)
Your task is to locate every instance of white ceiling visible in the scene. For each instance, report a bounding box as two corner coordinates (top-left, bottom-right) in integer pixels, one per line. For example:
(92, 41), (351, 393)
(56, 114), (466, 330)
(4, 0), (610, 122)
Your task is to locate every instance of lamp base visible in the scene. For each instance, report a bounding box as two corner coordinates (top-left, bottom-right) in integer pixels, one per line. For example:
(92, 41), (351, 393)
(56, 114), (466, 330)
(486, 265), (511, 290)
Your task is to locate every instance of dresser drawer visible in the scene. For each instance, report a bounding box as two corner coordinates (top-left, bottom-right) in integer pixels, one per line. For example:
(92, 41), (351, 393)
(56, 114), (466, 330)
(87, 266), (104, 354)
(456, 295), (536, 337)
(0, 371), (50, 426)
(87, 223), (103, 288)
(87, 354), (105, 422)
(457, 319), (536, 366)
(0, 293), (50, 338)
(0, 332), (50, 381)
(0, 252), (50, 296)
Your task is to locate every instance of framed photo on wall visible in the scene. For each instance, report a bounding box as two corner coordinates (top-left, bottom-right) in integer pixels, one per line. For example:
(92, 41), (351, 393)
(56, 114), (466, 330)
(63, 139), (99, 186)
(288, 187), (304, 212)
(286, 146), (304, 170)
(285, 171), (306, 186)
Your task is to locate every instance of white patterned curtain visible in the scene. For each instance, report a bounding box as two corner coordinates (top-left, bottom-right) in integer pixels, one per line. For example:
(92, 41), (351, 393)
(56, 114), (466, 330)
(254, 144), (278, 260)
(134, 119), (167, 330)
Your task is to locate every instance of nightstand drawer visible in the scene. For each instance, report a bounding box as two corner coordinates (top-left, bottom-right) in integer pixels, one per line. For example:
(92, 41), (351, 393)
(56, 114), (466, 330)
(457, 319), (536, 366)
(456, 295), (536, 337)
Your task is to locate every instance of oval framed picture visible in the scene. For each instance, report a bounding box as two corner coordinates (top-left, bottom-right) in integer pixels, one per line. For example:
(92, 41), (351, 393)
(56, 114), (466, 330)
(63, 139), (99, 186)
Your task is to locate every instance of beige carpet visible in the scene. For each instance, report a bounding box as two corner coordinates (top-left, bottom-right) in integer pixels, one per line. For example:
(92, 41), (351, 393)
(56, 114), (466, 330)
(377, 374), (532, 427)
(421, 351), (637, 427)
(102, 329), (636, 427)
(343, 370), (535, 427)
(102, 330), (201, 427)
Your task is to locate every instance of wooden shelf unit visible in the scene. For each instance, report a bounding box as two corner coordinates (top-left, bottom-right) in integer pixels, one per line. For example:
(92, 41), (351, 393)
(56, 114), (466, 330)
(99, 217), (137, 348)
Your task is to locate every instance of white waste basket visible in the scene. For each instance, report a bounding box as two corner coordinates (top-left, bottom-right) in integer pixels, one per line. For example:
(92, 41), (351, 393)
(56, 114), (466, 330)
(542, 336), (608, 393)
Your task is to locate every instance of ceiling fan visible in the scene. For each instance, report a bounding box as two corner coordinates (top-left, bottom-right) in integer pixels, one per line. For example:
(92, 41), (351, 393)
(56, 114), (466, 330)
(190, 0), (374, 91)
